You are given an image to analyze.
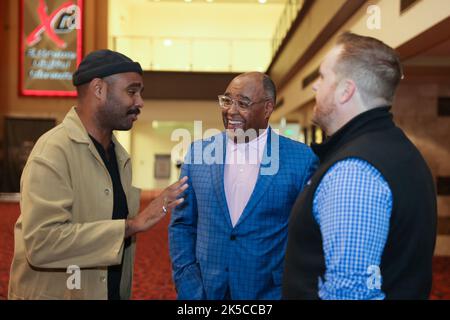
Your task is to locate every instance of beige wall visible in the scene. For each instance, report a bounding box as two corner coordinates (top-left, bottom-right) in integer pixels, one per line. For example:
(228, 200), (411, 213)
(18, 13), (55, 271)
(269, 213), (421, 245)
(393, 77), (450, 255)
(128, 99), (223, 190)
(269, 0), (347, 86)
(109, 1), (283, 39)
(108, 0), (285, 72)
(272, 0), (450, 122)
(131, 122), (180, 190)
(394, 81), (450, 193)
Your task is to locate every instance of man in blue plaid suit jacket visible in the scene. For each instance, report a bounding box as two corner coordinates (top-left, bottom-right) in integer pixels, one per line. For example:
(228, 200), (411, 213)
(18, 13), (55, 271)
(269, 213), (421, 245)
(169, 72), (318, 300)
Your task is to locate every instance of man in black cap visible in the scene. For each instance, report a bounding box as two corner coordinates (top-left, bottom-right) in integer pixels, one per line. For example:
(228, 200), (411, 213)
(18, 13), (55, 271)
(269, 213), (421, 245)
(8, 50), (188, 300)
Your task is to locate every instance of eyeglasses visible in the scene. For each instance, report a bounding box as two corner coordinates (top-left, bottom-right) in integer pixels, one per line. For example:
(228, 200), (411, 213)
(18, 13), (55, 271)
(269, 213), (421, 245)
(218, 95), (269, 111)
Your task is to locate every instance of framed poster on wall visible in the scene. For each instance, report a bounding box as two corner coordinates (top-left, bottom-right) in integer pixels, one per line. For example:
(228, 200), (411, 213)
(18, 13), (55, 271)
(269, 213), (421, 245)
(154, 154), (171, 180)
(19, 0), (83, 97)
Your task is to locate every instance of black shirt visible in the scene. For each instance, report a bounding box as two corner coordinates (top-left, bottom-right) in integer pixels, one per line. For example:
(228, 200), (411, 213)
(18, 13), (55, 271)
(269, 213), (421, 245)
(89, 135), (131, 300)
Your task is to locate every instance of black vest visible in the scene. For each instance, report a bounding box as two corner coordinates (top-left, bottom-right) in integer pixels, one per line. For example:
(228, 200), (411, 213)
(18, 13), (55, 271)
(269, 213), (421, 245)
(282, 107), (437, 300)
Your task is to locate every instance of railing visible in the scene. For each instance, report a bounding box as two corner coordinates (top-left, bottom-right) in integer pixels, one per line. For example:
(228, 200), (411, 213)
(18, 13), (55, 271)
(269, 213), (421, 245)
(112, 36), (272, 73)
(271, 0), (304, 57)
(112, 0), (304, 73)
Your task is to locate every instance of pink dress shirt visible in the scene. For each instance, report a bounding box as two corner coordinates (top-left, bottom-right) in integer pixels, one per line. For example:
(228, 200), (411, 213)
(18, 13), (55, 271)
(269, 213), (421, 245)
(224, 128), (268, 227)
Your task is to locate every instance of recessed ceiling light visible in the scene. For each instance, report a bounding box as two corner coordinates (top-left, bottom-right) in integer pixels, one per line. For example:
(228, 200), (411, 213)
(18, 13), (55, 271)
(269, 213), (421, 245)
(184, 0), (192, 3)
(163, 39), (173, 46)
(258, 0), (267, 4)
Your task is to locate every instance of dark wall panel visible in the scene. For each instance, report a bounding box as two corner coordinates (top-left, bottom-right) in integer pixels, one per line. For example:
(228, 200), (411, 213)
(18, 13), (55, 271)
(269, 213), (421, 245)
(142, 71), (240, 100)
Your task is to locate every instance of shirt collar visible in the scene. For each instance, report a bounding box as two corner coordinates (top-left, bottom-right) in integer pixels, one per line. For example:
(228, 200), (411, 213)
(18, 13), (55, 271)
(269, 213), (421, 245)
(227, 126), (269, 152)
(89, 134), (115, 155)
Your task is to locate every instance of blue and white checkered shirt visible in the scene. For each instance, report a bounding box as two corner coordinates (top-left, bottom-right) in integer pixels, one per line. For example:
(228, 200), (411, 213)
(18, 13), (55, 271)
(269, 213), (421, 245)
(313, 158), (392, 300)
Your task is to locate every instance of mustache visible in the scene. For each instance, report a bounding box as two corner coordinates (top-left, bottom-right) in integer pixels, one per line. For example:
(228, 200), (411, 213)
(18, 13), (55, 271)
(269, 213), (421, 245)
(127, 108), (141, 116)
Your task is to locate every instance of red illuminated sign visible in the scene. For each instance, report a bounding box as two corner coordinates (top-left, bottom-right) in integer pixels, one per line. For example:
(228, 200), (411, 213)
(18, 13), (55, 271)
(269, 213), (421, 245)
(20, 0), (83, 97)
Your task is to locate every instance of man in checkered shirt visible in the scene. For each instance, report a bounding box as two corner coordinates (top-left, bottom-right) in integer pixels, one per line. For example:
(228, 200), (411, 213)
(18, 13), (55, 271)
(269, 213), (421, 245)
(283, 33), (437, 300)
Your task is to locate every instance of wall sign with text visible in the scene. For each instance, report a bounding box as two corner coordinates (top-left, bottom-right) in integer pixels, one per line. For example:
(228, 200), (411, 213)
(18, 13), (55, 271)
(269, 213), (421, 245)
(20, 0), (83, 97)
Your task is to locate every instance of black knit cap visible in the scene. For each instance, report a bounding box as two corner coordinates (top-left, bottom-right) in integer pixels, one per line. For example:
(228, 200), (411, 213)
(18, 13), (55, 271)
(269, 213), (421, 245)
(72, 49), (143, 86)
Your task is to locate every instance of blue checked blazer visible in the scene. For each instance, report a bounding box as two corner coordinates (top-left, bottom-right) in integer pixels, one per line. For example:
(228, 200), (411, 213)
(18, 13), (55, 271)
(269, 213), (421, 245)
(169, 129), (318, 300)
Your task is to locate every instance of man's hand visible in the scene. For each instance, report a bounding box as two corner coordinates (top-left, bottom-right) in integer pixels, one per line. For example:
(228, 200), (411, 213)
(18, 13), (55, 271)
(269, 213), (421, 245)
(125, 176), (188, 238)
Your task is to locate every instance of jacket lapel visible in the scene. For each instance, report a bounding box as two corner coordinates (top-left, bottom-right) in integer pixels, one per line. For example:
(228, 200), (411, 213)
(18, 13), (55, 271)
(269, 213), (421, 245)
(210, 132), (233, 228)
(112, 134), (131, 170)
(64, 107), (108, 170)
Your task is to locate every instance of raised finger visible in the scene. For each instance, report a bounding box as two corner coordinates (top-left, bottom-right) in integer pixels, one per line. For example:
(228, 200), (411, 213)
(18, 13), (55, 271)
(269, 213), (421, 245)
(167, 197), (185, 209)
(170, 176), (188, 190)
(168, 181), (188, 195)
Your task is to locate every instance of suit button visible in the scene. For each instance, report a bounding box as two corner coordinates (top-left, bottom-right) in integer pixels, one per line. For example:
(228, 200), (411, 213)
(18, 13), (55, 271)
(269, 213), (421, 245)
(104, 188), (110, 196)
(230, 235), (236, 241)
(100, 276), (106, 282)
(225, 268), (229, 272)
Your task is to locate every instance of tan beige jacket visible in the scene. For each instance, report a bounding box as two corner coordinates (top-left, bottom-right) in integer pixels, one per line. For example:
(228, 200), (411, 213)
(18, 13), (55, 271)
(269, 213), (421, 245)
(8, 107), (141, 300)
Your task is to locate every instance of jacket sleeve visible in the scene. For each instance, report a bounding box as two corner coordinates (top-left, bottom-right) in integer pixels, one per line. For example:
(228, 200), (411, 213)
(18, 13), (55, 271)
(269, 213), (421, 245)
(20, 156), (126, 269)
(168, 147), (206, 300)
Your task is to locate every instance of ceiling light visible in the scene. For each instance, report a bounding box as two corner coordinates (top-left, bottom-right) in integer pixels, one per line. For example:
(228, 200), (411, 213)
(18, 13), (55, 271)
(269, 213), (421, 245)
(163, 39), (173, 47)
(258, 0), (267, 4)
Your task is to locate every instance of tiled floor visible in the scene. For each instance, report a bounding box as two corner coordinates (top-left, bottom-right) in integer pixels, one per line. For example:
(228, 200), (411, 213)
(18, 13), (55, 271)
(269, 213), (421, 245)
(1, 202), (449, 300)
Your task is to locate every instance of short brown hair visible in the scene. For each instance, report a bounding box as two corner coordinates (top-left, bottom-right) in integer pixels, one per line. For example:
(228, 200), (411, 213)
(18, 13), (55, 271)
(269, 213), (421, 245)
(334, 32), (403, 106)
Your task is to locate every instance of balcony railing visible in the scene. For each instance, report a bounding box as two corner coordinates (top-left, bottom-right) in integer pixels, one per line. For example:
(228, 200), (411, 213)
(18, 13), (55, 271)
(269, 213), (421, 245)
(111, 0), (304, 73)
(271, 0), (304, 57)
(112, 36), (272, 73)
